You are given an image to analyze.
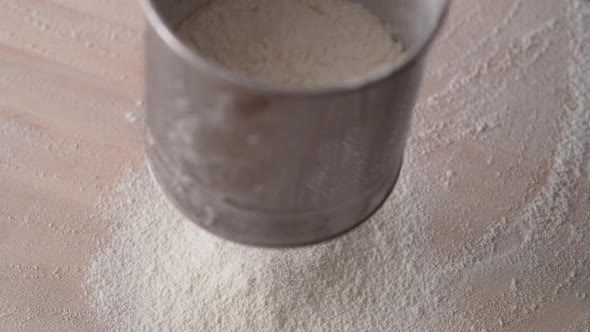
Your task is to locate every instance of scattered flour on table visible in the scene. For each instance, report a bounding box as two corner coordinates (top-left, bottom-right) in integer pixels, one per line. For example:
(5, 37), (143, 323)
(177, 0), (403, 88)
(87, 0), (590, 331)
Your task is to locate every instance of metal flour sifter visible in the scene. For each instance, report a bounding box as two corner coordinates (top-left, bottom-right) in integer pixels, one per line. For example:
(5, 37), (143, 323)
(140, 0), (449, 247)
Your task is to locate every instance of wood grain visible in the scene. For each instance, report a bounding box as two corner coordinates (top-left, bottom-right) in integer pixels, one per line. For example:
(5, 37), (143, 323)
(0, 0), (143, 330)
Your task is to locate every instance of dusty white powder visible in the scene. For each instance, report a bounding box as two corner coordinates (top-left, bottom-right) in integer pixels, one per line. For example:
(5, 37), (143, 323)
(177, 0), (403, 88)
(87, 0), (590, 331)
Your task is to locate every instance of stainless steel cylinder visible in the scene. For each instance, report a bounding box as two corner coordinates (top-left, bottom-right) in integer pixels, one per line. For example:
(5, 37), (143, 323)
(140, 0), (449, 247)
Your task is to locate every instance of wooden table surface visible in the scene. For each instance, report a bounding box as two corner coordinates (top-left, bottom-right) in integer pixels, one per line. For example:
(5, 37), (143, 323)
(0, 0), (588, 331)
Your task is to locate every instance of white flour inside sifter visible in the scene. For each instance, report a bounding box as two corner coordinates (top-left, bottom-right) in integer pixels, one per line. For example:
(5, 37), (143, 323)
(177, 0), (403, 88)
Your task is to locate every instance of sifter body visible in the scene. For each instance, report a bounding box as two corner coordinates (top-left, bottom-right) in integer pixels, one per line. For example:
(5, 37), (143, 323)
(141, 0), (449, 247)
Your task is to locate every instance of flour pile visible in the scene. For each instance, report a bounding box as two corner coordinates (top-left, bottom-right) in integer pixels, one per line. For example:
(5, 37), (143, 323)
(87, 0), (590, 331)
(178, 0), (403, 88)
